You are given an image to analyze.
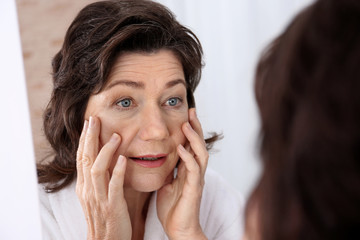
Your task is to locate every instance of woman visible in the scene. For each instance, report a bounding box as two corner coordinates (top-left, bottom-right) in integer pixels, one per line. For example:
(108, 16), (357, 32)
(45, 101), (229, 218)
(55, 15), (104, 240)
(244, 0), (360, 239)
(37, 1), (243, 239)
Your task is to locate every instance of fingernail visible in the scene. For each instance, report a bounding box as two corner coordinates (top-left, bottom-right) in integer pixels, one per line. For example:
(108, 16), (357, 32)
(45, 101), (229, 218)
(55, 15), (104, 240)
(189, 108), (197, 121)
(118, 155), (125, 164)
(110, 133), (119, 143)
(89, 116), (95, 129)
(193, 108), (197, 118)
(83, 120), (89, 131)
(185, 122), (192, 130)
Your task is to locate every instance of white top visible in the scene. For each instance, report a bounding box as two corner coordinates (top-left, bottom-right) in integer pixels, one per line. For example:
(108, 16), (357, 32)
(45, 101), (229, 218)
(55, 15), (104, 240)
(38, 168), (244, 239)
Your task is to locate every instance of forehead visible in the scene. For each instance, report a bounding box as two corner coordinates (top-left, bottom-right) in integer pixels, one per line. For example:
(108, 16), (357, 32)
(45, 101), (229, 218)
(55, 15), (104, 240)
(106, 49), (185, 86)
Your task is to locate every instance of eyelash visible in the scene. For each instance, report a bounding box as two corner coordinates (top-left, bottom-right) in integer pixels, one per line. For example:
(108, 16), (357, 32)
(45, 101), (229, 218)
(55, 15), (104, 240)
(114, 97), (183, 110)
(164, 97), (183, 108)
(115, 97), (135, 110)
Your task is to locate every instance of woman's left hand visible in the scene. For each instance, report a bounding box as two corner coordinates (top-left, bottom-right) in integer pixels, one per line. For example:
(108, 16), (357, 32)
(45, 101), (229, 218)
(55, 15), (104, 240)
(157, 108), (208, 240)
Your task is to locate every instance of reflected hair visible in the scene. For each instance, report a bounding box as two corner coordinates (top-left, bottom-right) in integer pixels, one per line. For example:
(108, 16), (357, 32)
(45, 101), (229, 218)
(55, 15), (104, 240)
(246, 0), (360, 239)
(37, 0), (221, 192)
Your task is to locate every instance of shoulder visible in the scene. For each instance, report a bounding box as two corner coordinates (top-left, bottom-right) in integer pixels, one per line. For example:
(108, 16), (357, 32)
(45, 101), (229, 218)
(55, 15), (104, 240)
(200, 168), (245, 239)
(203, 168), (244, 204)
(37, 181), (86, 240)
(37, 183), (61, 220)
(37, 183), (64, 240)
(38, 181), (79, 211)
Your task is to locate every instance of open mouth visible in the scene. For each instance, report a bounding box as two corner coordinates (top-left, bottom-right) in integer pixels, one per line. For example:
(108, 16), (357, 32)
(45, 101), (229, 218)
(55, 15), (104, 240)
(130, 157), (163, 161)
(129, 154), (167, 168)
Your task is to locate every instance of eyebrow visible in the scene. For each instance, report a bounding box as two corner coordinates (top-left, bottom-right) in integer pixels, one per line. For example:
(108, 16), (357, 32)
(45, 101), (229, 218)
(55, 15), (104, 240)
(165, 79), (186, 88)
(105, 79), (186, 91)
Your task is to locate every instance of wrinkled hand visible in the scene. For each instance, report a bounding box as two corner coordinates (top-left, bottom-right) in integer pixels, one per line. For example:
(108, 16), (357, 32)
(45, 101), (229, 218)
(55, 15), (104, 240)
(157, 108), (208, 240)
(76, 116), (131, 240)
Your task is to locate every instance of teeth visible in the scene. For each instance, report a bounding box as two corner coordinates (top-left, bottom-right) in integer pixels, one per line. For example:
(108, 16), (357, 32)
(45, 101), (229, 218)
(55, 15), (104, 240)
(130, 156), (164, 161)
(140, 157), (158, 161)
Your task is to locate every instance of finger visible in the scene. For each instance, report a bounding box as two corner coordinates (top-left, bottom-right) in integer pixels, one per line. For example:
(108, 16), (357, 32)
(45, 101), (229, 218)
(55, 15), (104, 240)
(188, 108), (204, 140)
(175, 158), (186, 183)
(82, 116), (101, 189)
(108, 155), (127, 202)
(76, 120), (89, 193)
(184, 141), (195, 159)
(91, 133), (121, 200)
(182, 122), (209, 177)
(188, 108), (207, 163)
(83, 116), (100, 166)
(177, 144), (203, 192)
(84, 203), (95, 237)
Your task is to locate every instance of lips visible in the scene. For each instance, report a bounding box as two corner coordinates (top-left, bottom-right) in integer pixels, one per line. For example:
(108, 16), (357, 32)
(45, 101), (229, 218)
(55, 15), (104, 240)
(129, 154), (167, 168)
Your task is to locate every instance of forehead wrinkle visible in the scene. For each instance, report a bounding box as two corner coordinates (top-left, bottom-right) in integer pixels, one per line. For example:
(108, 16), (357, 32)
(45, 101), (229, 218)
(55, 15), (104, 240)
(105, 50), (185, 92)
(114, 52), (182, 73)
(109, 61), (182, 79)
(105, 80), (145, 91)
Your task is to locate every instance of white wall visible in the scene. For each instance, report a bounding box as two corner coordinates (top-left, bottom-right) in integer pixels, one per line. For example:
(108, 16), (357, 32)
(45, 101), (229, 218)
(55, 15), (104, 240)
(156, 0), (314, 199)
(0, 0), (42, 239)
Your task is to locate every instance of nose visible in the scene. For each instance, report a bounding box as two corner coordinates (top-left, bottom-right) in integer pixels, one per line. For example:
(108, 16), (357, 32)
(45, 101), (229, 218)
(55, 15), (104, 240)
(138, 105), (169, 141)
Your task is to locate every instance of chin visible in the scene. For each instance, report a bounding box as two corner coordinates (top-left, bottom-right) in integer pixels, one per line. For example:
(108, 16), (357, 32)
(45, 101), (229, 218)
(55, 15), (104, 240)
(125, 171), (173, 192)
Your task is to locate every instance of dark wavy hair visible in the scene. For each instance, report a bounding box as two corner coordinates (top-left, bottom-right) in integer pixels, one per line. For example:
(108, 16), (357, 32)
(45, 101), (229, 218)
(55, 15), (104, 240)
(37, 0), (220, 193)
(246, 0), (360, 239)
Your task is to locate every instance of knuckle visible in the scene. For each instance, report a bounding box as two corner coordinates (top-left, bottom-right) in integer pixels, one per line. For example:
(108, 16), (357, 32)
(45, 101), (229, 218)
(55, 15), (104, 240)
(75, 186), (82, 197)
(82, 192), (92, 203)
(85, 131), (96, 142)
(82, 155), (92, 168)
(90, 166), (103, 178)
(103, 204), (114, 215)
(76, 151), (83, 162)
(112, 168), (123, 178)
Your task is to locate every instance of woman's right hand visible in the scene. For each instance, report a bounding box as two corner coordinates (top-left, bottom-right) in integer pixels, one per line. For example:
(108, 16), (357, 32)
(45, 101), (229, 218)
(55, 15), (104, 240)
(76, 116), (131, 240)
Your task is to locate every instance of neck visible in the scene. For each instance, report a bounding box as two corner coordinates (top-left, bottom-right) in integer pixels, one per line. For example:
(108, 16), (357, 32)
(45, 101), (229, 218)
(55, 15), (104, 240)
(124, 188), (152, 240)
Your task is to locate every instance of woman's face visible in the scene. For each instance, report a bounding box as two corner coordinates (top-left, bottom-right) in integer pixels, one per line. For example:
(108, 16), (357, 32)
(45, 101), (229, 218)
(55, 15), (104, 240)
(84, 49), (188, 192)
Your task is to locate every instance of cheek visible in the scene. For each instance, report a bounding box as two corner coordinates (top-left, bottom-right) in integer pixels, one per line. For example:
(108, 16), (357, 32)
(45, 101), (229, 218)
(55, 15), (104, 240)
(99, 123), (116, 146)
(98, 116), (136, 154)
(168, 112), (188, 145)
(98, 109), (189, 150)
(84, 95), (105, 120)
(98, 116), (125, 146)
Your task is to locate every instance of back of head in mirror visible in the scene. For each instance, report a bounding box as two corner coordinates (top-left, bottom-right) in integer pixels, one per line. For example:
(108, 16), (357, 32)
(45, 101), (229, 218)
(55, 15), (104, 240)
(246, 0), (360, 239)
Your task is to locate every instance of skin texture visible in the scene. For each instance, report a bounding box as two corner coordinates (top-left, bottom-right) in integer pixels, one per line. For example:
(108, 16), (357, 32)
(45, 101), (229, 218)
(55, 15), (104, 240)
(76, 50), (208, 240)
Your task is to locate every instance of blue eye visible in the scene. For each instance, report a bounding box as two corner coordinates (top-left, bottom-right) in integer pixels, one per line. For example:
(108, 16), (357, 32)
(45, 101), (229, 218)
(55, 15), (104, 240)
(167, 97), (180, 106)
(117, 98), (132, 108)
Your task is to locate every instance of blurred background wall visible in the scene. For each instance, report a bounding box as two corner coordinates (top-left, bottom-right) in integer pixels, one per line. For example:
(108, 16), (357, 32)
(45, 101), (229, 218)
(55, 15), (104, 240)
(1, 1), (41, 238)
(16, 0), (313, 199)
